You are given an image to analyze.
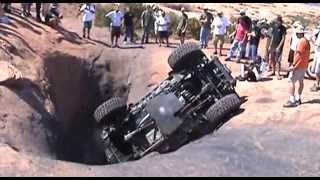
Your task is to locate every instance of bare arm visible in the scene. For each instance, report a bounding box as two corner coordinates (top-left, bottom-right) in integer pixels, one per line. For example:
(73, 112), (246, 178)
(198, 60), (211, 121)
(277, 34), (286, 51)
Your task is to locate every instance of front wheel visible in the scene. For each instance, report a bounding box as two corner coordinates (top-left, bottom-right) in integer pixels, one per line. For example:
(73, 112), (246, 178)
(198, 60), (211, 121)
(205, 93), (241, 128)
(92, 126), (130, 164)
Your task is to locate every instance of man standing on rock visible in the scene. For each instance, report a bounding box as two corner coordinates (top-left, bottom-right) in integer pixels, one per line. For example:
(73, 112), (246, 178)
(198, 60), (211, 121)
(268, 16), (286, 80)
(247, 19), (261, 62)
(225, 16), (249, 63)
(176, 7), (188, 45)
(238, 9), (251, 59)
(79, 3), (96, 39)
(211, 11), (230, 56)
(199, 8), (213, 49)
(140, 5), (153, 44)
(123, 7), (135, 44)
(156, 10), (170, 47)
(105, 4), (124, 48)
(153, 5), (161, 44)
(284, 26), (310, 107)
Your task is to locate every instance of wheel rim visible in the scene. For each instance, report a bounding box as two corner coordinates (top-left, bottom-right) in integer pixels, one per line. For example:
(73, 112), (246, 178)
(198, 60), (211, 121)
(307, 61), (317, 80)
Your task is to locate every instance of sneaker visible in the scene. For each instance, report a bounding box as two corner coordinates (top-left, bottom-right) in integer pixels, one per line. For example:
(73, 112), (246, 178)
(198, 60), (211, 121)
(283, 100), (298, 108)
(296, 99), (302, 105)
(21, 13), (26, 18)
(310, 84), (320, 92)
(225, 57), (231, 61)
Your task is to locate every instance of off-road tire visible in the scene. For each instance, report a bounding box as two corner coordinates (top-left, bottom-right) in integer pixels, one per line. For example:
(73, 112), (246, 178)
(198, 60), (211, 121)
(306, 58), (316, 80)
(168, 42), (205, 72)
(94, 97), (127, 124)
(205, 93), (241, 128)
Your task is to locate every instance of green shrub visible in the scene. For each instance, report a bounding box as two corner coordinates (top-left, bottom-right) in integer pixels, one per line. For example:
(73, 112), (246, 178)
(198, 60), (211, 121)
(167, 12), (179, 39)
(94, 4), (114, 27)
(187, 17), (201, 40)
(287, 14), (313, 28)
(121, 3), (146, 30)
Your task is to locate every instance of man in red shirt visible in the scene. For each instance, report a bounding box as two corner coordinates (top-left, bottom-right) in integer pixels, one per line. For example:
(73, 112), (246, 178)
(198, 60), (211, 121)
(284, 26), (310, 107)
(225, 16), (249, 63)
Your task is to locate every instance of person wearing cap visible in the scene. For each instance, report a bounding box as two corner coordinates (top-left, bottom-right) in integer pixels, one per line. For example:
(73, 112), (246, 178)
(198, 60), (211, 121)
(268, 15), (286, 80)
(105, 4), (124, 48)
(284, 26), (310, 107)
(310, 24), (320, 92)
(141, 5), (153, 44)
(176, 7), (188, 44)
(199, 8), (213, 49)
(211, 11), (230, 56)
(287, 21), (302, 72)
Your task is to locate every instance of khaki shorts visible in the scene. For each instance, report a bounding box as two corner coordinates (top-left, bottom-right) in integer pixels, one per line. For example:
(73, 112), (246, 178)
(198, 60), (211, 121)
(288, 69), (306, 83)
(213, 34), (225, 45)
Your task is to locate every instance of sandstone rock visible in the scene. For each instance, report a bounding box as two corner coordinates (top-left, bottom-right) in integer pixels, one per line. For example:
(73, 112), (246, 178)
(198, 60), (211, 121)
(0, 61), (22, 83)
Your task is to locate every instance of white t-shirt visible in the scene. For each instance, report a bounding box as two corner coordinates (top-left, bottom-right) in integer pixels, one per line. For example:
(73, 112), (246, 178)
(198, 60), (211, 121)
(105, 10), (124, 27)
(212, 16), (230, 35)
(290, 30), (299, 51)
(153, 11), (161, 30)
(157, 15), (170, 32)
(80, 4), (96, 22)
(315, 30), (320, 52)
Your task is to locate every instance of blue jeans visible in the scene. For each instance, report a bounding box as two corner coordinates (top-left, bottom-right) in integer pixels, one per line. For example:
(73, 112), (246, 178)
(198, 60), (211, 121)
(249, 44), (258, 61)
(199, 26), (210, 48)
(227, 39), (246, 60)
(124, 25), (134, 42)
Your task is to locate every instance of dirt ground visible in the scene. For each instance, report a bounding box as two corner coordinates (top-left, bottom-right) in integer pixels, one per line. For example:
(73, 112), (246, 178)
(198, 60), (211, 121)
(0, 3), (320, 177)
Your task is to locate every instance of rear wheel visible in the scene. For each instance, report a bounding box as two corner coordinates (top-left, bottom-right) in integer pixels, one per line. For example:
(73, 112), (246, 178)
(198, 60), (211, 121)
(168, 42), (206, 72)
(205, 93), (241, 128)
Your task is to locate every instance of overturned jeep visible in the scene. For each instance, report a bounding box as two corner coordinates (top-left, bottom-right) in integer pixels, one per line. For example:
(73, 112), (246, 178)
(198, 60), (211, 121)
(93, 42), (242, 164)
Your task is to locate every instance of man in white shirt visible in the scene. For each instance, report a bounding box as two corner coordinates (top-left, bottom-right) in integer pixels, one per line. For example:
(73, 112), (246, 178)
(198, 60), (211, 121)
(79, 3), (96, 39)
(212, 11), (230, 56)
(105, 4), (124, 48)
(156, 10), (170, 47)
(287, 21), (301, 68)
